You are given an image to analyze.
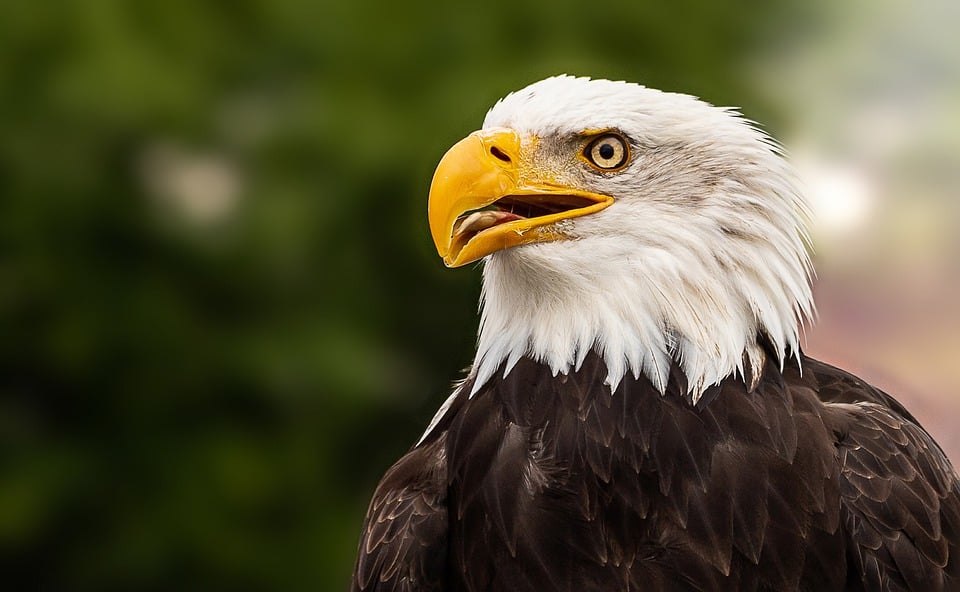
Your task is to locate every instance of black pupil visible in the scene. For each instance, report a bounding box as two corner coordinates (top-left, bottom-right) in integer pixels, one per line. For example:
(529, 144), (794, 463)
(598, 142), (616, 160)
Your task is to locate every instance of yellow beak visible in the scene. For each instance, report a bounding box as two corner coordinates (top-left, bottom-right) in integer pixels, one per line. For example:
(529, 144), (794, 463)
(427, 129), (614, 267)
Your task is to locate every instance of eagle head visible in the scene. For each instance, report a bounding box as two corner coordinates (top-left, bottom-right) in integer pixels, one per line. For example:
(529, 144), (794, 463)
(427, 76), (814, 400)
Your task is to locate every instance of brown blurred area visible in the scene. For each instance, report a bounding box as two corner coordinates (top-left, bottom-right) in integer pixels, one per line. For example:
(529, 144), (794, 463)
(807, 261), (960, 464)
(763, 0), (960, 462)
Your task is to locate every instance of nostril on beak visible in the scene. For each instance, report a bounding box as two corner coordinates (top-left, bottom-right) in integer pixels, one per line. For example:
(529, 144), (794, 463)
(489, 146), (511, 163)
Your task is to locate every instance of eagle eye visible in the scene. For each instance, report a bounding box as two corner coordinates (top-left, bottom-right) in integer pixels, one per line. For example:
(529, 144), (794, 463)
(584, 133), (629, 171)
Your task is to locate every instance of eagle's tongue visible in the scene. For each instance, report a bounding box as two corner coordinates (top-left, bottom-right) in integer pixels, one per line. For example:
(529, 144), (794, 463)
(454, 210), (524, 237)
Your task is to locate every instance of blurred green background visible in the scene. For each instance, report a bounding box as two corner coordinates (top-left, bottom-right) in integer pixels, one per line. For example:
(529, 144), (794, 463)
(2, 0), (957, 590)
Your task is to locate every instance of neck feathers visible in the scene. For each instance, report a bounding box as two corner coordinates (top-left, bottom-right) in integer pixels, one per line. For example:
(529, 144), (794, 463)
(473, 232), (810, 402)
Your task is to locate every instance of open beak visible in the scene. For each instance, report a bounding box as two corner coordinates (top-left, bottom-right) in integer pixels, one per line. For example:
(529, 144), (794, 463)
(428, 128), (614, 267)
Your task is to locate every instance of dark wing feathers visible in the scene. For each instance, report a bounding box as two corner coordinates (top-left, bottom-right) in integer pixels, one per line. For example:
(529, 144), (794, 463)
(353, 353), (960, 591)
(810, 359), (960, 591)
(830, 402), (960, 591)
(352, 437), (448, 592)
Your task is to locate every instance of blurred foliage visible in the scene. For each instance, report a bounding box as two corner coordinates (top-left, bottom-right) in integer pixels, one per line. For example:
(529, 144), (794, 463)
(0, 0), (818, 589)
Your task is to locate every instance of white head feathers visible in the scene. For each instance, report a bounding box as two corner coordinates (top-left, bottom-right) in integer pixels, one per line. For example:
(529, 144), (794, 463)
(470, 76), (815, 401)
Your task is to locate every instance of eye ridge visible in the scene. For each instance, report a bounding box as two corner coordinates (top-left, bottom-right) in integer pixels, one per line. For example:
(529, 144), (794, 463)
(584, 133), (629, 171)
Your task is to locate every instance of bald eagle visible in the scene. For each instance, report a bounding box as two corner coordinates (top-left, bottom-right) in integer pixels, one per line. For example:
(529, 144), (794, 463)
(351, 76), (960, 591)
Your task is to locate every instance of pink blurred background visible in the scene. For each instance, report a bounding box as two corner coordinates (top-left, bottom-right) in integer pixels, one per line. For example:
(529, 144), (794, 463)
(761, 0), (960, 462)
